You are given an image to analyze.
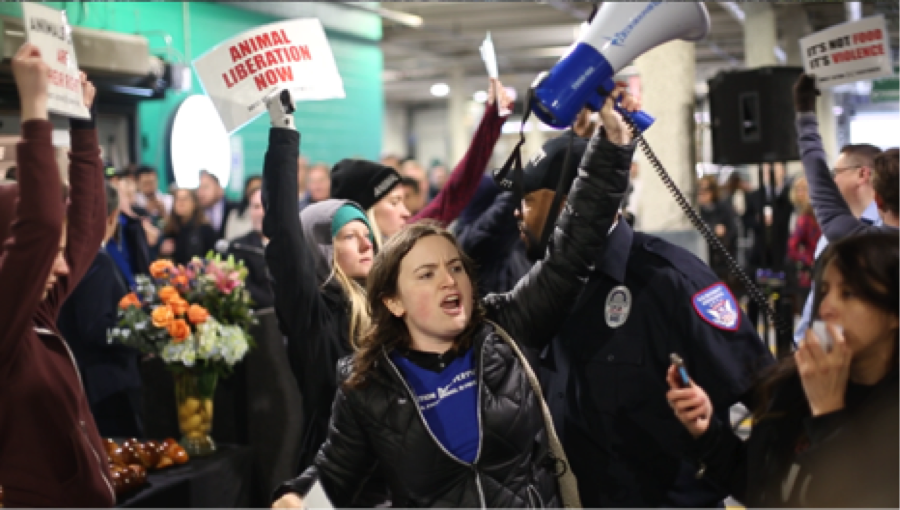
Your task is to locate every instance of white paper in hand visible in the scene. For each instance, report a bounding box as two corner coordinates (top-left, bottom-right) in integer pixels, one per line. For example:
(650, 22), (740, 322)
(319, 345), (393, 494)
(480, 32), (499, 79)
(304, 480), (334, 509)
(21, 3), (90, 119)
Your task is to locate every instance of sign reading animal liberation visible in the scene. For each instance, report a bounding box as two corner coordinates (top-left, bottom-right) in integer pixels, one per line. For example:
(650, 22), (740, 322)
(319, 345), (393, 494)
(22, 3), (90, 119)
(193, 19), (345, 134)
(800, 15), (893, 88)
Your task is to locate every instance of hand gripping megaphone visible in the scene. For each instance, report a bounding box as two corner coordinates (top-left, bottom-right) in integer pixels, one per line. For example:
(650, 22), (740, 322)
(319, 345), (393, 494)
(532, 2), (710, 131)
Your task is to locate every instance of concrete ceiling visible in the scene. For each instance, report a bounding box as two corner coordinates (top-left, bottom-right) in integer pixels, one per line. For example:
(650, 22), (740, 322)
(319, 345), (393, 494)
(379, 1), (899, 106)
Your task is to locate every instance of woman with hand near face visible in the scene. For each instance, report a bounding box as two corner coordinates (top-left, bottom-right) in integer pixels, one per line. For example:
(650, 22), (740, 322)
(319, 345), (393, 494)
(667, 232), (899, 508)
(270, 87), (639, 508)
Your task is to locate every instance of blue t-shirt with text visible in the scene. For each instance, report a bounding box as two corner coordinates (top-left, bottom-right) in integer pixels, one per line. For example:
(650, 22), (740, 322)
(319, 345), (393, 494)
(391, 348), (480, 463)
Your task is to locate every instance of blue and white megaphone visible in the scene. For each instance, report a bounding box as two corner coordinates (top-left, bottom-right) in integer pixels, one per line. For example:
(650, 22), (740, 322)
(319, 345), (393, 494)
(532, 2), (710, 131)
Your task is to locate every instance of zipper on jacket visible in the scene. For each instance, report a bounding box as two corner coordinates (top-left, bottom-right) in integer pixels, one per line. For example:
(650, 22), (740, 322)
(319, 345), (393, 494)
(35, 327), (116, 502)
(384, 351), (487, 509)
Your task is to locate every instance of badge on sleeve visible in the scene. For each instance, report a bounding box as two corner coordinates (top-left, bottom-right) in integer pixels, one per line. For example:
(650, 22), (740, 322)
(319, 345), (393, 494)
(692, 283), (740, 331)
(605, 286), (631, 329)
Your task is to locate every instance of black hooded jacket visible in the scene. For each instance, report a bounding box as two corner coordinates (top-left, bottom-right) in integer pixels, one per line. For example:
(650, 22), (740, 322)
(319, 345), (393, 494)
(271, 128), (635, 508)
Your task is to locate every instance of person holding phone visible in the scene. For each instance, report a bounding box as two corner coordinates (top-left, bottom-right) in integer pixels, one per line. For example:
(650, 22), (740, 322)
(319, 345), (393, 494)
(667, 232), (899, 507)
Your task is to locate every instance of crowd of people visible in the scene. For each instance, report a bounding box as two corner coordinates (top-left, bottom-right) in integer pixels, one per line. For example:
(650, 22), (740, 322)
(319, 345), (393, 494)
(0, 37), (897, 509)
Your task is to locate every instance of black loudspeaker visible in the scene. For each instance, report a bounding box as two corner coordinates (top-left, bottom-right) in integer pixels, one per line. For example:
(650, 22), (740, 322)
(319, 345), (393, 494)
(708, 66), (804, 165)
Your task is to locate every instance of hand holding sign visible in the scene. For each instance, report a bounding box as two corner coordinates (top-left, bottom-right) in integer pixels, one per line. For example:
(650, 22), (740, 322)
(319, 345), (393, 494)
(793, 73), (820, 114)
(79, 72), (96, 110)
(12, 43), (50, 122)
(21, 3), (90, 119)
(487, 78), (513, 116)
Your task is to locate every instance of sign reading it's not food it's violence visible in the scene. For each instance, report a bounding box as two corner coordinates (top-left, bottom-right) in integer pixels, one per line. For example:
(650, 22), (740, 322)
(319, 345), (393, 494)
(800, 15), (894, 88)
(193, 19), (345, 134)
(21, 3), (90, 119)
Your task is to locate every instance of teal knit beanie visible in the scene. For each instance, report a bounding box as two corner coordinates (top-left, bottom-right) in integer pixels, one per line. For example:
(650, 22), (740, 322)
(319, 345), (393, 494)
(331, 204), (374, 242)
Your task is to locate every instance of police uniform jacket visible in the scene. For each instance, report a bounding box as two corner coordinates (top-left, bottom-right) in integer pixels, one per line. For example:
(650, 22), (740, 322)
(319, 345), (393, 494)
(542, 220), (775, 507)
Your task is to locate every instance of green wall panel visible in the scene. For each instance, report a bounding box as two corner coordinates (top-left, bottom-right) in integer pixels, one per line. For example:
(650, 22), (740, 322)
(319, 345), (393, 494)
(0, 2), (383, 197)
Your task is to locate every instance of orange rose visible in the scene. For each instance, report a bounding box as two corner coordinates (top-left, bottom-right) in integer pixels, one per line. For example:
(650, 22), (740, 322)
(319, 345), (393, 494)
(168, 319), (191, 343)
(151, 305), (174, 328)
(187, 304), (209, 325)
(150, 260), (174, 279)
(172, 274), (190, 289)
(170, 297), (189, 316)
(158, 286), (179, 305)
(118, 292), (141, 310)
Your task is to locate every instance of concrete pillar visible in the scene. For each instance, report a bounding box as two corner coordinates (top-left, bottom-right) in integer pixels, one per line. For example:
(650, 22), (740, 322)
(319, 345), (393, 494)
(744, 3), (778, 68)
(781, 5), (812, 67)
(448, 65), (468, 164)
(634, 40), (696, 233)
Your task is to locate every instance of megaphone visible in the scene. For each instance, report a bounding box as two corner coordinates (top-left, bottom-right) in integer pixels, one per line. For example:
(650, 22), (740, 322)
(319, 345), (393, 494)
(532, 2), (710, 131)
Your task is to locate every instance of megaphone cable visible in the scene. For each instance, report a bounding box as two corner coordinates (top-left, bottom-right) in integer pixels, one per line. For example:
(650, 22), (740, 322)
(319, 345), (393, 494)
(619, 113), (793, 347)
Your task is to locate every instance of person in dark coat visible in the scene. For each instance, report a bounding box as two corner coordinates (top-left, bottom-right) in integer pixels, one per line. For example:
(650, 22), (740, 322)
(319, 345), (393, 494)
(0, 48), (114, 507)
(698, 175), (740, 283)
(514, 90), (774, 509)
(668, 232), (899, 508)
(198, 169), (239, 240)
(58, 183), (143, 438)
(223, 185), (274, 309)
(455, 175), (529, 296)
(160, 187), (218, 265)
(270, 86), (637, 509)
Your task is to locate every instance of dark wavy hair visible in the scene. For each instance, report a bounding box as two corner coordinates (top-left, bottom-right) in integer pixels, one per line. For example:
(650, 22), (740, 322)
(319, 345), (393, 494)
(345, 221), (484, 389)
(163, 188), (208, 237)
(753, 232), (899, 420)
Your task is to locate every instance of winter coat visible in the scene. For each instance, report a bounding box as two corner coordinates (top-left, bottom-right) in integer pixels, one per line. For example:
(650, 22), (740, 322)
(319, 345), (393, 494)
(274, 131), (635, 508)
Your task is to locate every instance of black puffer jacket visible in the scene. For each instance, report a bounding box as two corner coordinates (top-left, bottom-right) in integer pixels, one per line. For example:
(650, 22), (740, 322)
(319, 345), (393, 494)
(274, 132), (635, 508)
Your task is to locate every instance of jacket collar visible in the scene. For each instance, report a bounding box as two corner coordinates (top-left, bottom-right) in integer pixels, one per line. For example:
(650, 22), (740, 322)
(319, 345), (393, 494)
(595, 219), (632, 284)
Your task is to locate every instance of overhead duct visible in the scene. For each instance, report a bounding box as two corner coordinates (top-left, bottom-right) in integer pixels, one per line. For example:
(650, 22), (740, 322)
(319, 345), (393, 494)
(0, 16), (171, 101)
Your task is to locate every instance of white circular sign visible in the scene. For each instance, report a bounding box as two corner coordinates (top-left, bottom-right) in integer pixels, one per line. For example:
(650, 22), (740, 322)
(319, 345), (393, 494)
(170, 94), (231, 189)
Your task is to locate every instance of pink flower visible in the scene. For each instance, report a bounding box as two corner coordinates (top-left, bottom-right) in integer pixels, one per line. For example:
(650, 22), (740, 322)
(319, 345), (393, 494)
(216, 278), (238, 295)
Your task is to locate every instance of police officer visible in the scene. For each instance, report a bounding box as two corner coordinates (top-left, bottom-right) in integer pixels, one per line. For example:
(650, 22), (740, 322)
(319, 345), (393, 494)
(506, 87), (775, 507)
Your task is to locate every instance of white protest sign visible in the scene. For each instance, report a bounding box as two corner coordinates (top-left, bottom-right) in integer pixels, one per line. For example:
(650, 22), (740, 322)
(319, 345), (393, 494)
(193, 19), (345, 134)
(21, 3), (90, 119)
(800, 15), (893, 88)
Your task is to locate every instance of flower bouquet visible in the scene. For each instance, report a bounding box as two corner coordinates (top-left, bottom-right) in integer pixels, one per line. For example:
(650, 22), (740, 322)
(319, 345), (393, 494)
(110, 254), (256, 455)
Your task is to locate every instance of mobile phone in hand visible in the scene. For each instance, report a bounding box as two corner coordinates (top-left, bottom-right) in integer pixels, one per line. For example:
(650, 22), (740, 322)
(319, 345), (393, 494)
(670, 353), (691, 388)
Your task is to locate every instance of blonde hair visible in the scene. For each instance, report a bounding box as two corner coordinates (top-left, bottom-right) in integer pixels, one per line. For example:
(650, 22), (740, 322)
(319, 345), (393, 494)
(791, 177), (812, 215)
(366, 207), (384, 250)
(327, 247), (371, 351)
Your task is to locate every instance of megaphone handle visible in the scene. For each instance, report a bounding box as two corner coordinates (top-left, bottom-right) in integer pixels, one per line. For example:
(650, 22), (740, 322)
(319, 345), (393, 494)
(614, 105), (655, 133)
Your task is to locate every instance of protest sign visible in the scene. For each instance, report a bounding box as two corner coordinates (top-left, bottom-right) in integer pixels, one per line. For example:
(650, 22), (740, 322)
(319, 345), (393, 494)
(800, 15), (893, 88)
(193, 19), (345, 134)
(22, 3), (90, 119)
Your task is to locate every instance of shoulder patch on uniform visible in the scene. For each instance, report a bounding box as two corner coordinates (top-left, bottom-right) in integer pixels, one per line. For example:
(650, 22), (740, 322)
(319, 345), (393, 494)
(692, 283), (740, 331)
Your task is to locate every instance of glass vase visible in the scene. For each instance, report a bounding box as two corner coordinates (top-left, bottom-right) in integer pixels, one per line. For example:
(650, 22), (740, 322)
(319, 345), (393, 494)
(174, 369), (218, 456)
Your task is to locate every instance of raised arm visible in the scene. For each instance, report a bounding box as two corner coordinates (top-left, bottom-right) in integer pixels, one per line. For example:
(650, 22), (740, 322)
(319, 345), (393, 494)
(794, 75), (880, 242)
(40, 74), (106, 321)
(484, 88), (636, 351)
(0, 44), (66, 365)
(261, 98), (327, 341)
(411, 79), (510, 225)
(456, 190), (520, 262)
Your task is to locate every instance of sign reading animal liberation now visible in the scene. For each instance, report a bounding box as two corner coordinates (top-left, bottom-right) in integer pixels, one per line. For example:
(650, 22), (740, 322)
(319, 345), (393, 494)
(193, 19), (345, 134)
(800, 15), (893, 88)
(22, 3), (90, 119)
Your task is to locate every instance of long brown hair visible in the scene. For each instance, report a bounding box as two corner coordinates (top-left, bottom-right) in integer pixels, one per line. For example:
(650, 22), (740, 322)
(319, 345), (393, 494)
(753, 232), (899, 420)
(163, 188), (208, 237)
(345, 221), (484, 389)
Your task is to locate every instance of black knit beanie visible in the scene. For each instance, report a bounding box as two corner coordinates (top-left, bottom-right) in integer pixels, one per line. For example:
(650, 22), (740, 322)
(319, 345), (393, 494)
(330, 159), (402, 211)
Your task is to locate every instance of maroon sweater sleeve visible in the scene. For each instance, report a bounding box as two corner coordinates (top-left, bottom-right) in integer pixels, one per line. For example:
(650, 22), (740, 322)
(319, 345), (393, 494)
(0, 121), (65, 364)
(410, 102), (507, 225)
(38, 127), (106, 327)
